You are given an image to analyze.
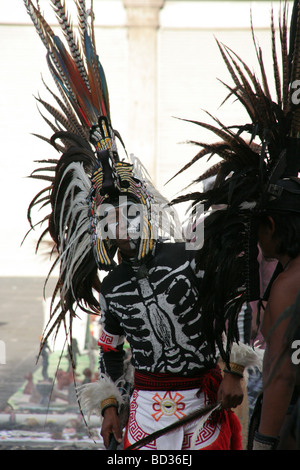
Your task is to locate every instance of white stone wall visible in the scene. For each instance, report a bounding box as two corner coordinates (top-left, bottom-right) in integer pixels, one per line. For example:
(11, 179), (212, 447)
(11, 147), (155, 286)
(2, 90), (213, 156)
(0, 0), (289, 276)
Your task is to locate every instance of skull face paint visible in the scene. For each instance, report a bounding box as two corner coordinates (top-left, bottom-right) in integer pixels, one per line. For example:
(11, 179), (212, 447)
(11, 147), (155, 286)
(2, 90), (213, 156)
(96, 198), (144, 253)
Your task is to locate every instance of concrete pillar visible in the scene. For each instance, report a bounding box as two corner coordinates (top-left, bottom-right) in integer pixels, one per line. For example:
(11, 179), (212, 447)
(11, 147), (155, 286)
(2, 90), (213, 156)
(123, 0), (165, 183)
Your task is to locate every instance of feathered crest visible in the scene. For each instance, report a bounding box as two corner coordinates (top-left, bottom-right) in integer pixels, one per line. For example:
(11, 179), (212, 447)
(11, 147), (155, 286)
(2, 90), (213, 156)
(23, 0), (113, 353)
(23, 0), (181, 356)
(24, 0), (111, 132)
(172, 1), (300, 365)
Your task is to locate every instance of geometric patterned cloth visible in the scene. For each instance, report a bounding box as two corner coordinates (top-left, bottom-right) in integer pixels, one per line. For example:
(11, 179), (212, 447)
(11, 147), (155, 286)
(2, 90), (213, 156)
(123, 388), (242, 450)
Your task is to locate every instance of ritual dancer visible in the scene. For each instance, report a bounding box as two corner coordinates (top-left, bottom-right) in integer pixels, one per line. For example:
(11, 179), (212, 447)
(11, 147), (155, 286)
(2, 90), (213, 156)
(92, 207), (257, 451)
(169, 0), (300, 451)
(23, 0), (261, 451)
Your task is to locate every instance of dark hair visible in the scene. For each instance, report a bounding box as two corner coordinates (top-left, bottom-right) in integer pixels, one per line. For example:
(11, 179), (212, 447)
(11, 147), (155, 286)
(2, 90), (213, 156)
(258, 211), (300, 258)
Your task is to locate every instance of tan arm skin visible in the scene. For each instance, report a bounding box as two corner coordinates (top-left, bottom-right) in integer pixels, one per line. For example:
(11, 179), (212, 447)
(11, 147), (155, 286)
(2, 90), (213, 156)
(217, 371), (244, 409)
(259, 276), (297, 437)
(101, 406), (123, 449)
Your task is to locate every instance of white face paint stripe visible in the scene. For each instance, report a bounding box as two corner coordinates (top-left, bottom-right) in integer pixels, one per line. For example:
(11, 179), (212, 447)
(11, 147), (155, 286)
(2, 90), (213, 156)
(96, 201), (143, 240)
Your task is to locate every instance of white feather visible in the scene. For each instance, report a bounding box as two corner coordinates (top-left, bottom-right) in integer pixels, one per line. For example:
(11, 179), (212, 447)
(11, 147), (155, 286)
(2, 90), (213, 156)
(229, 340), (264, 371)
(190, 403), (221, 450)
(54, 162), (92, 301)
(77, 374), (126, 421)
(130, 153), (183, 242)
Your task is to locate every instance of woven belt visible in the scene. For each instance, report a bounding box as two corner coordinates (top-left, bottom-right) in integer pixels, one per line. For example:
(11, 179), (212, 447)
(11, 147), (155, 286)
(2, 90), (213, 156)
(134, 369), (212, 391)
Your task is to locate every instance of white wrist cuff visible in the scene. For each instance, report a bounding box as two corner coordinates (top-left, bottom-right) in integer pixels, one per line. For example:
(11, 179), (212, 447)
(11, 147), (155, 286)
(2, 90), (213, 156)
(229, 340), (264, 372)
(77, 374), (125, 421)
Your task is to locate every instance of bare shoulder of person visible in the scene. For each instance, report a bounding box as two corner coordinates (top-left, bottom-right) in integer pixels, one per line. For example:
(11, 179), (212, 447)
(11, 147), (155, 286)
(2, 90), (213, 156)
(267, 272), (298, 324)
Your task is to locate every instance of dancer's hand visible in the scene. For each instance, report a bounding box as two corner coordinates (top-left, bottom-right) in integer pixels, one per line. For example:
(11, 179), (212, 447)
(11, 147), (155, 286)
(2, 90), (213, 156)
(217, 372), (244, 409)
(101, 407), (123, 448)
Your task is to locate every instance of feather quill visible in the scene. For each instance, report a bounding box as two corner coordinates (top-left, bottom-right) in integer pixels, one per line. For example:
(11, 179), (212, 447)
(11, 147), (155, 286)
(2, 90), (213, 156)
(171, 2), (300, 365)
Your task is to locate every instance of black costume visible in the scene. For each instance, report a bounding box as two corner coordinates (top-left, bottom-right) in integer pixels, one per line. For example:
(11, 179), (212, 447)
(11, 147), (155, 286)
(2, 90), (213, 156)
(99, 242), (215, 381)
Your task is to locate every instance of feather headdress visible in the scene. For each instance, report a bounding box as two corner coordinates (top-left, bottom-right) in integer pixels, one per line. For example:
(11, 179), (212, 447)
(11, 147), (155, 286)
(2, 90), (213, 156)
(23, 0), (181, 351)
(171, 1), (300, 365)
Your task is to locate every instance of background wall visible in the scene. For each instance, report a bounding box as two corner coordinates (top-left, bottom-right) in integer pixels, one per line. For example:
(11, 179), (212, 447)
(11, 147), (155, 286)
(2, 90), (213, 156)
(0, 0), (288, 276)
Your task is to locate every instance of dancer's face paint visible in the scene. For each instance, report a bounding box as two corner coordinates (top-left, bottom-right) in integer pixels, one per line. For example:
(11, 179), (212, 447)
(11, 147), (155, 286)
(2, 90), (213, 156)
(97, 199), (142, 255)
